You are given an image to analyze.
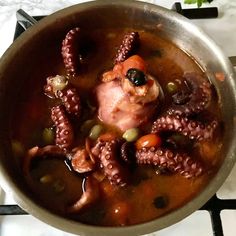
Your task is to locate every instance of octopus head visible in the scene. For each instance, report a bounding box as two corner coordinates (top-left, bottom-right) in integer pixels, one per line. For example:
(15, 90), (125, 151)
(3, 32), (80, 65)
(97, 55), (161, 131)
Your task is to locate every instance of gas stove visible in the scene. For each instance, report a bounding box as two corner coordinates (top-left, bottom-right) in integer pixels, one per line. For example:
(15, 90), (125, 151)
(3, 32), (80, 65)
(0, 1), (235, 236)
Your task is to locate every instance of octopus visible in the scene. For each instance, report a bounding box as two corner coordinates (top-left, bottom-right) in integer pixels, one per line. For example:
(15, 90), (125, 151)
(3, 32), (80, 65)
(21, 28), (221, 218)
(44, 75), (81, 118)
(57, 87), (81, 118)
(114, 31), (139, 64)
(70, 148), (95, 174)
(151, 114), (218, 141)
(51, 105), (74, 151)
(61, 27), (82, 77)
(167, 72), (212, 116)
(70, 138), (96, 174)
(91, 133), (128, 187)
(23, 145), (99, 213)
(44, 64), (81, 153)
(44, 75), (68, 98)
(68, 176), (100, 213)
(23, 145), (65, 177)
(96, 55), (160, 131)
(136, 147), (203, 179)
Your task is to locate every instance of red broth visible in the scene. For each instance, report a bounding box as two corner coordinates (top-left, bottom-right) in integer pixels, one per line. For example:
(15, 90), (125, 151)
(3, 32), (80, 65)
(11, 28), (223, 226)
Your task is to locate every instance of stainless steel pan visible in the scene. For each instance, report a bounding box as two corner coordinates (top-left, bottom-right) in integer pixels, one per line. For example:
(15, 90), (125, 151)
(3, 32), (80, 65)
(0, 1), (235, 235)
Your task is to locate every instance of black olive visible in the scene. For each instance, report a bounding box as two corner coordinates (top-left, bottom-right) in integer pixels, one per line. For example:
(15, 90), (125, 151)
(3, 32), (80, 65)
(126, 68), (147, 86)
(153, 196), (168, 209)
(120, 142), (136, 165)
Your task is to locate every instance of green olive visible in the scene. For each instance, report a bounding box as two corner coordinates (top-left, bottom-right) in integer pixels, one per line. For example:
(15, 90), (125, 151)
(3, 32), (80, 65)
(122, 128), (139, 142)
(166, 82), (178, 93)
(80, 119), (95, 135)
(153, 195), (168, 209)
(42, 128), (55, 145)
(11, 140), (24, 157)
(40, 174), (53, 184)
(53, 179), (65, 193)
(89, 124), (104, 140)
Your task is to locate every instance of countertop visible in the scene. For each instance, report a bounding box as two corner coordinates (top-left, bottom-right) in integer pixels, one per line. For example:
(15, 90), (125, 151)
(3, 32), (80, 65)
(0, 0), (235, 236)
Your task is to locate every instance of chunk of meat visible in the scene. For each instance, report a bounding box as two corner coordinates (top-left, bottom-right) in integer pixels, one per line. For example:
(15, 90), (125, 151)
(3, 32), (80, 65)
(96, 79), (158, 131)
(96, 55), (160, 131)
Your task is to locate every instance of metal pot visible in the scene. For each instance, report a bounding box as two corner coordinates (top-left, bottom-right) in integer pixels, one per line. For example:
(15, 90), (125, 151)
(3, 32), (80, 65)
(0, 1), (235, 235)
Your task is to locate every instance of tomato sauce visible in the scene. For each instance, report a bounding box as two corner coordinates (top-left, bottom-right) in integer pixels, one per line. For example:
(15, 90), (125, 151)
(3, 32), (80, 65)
(10, 28), (223, 226)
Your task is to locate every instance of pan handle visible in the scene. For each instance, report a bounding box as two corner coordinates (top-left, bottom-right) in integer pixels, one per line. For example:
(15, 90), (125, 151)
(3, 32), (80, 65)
(16, 9), (38, 30)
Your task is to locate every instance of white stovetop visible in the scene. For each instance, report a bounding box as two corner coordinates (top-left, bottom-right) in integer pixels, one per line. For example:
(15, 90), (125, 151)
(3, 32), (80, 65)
(0, 0), (235, 236)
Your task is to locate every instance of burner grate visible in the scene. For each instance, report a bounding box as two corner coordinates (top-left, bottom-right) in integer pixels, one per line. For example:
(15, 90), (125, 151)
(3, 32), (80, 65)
(1, 195), (236, 235)
(200, 195), (236, 236)
(1, 10), (236, 236)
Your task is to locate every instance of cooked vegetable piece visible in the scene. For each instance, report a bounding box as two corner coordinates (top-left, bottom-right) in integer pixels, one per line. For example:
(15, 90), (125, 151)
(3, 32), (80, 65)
(11, 140), (24, 157)
(42, 128), (55, 145)
(40, 174), (53, 184)
(166, 82), (178, 93)
(136, 134), (162, 150)
(89, 124), (104, 140)
(122, 128), (139, 142)
(53, 179), (65, 193)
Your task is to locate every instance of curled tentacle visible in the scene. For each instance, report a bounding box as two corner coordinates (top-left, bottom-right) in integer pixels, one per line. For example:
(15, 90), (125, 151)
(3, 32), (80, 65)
(67, 176), (100, 213)
(151, 114), (218, 141)
(70, 148), (96, 174)
(85, 138), (96, 163)
(57, 88), (81, 118)
(99, 141), (127, 186)
(51, 105), (74, 151)
(61, 27), (81, 76)
(23, 145), (65, 176)
(91, 133), (118, 157)
(44, 75), (68, 98)
(167, 72), (212, 116)
(91, 134), (128, 186)
(136, 147), (203, 178)
(43, 74), (81, 118)
(114, 32), (140, 64)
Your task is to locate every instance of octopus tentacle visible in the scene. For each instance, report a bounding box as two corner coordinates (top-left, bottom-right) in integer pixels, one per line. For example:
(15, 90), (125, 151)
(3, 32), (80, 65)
(23, 145), (65, 176)
(51, 105), (74, 151)
(44, 75), (68, 98)
(136, 147), (203, 178)
(70, 148), (95, 174)
(61, 27), (81, 76)
(114, 32), (140, 64)
(67, 176), (100, 213)
(151, 114), (218, 141)
(65, 138), (97, 173)
(57, 88), (81, 118)
(167, 72), (212, 116)
(99, 140), (127, 186)
(23, 145), (66, 192)
(92, 134), (128, 186)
